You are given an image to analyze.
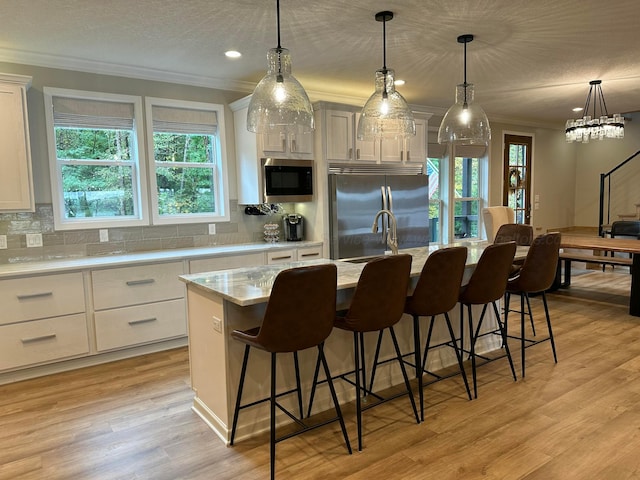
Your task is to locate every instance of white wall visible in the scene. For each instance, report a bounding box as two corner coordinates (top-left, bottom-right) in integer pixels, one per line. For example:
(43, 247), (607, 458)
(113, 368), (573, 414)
(0, 61), (245, 205)
(573, 112), (640, 227)
(487, 121), (577, 234)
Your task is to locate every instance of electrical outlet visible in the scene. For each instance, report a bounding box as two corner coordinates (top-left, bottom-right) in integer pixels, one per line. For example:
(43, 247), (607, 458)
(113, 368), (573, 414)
(212, 316), (222, 333)
(0, 235), (7, 249)
(208, 224), (216, 235)
(99, 229), (109, 242)
(26, 233), (43, 248)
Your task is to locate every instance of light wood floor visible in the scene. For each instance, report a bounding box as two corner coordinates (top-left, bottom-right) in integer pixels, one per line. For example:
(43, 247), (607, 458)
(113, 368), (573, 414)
(2, 268), (640, 480)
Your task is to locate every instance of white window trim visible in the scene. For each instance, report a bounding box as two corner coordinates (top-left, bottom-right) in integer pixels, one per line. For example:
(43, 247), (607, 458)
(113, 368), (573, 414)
(444, 147), (489, 243)
(144, 97), (230, 225)
(43, 87), (149, 230)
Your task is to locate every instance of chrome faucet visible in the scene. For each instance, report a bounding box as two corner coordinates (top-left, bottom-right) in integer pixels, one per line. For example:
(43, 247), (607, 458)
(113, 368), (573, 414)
(372, 209), (399, 255)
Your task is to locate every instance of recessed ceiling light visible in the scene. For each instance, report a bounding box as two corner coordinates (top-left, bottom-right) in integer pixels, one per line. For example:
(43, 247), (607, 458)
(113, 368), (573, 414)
(394, 79), (406, 86)
(225, 50), (242, 58)
(572, 107), (583, 112)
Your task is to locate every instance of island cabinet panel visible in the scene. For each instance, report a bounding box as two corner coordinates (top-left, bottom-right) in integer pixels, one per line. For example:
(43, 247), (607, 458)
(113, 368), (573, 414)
(0, 313), (89, 371)
(0, 272), (85, 325)
(94, 298), (186, 351)
(91, 261), (185, 311)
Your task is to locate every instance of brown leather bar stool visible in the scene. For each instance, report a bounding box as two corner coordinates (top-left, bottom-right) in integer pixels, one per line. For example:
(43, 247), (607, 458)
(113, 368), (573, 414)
(404, 246), (472, 421)
(308, 254), (419, 451)
(504, 232), (561, 377)
(229, 263), (351, 480)
(494, 223), (536, 331)
(459, 241), (518, 398)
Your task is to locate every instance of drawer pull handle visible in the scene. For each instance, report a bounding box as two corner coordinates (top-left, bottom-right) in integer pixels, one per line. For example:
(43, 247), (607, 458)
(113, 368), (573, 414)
(21, 334), (57, 344)
(300, 253), (319, 258)
(128, 317), (158, 326)
(126, 279), (156, 286)
(271, 255), (292, 260)
(17, 291), (53, 300)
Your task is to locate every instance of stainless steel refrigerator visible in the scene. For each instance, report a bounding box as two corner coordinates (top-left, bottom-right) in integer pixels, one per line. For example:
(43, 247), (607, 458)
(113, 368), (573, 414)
(328, 173), (430, 259)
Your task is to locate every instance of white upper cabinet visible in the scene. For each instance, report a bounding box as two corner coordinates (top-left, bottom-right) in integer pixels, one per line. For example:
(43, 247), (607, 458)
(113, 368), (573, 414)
(231, 95), (314, 204)
(322, 105), (428, 165)
(325, 110), (377, 163)
(379, 117), (428, 164)
(263, 131), (314, 156)
(0, 74), (34, 212)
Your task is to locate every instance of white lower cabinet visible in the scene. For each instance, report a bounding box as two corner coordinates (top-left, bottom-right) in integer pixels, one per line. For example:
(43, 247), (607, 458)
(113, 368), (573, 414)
(91, 261), (187, 351)
(94, 298), (186, 351)
(0, 314), (89, 371)
(266, 249), (297, 264)
(0, 271), (88, 372)
(0, 244), (322, 381)
(296, 245), (323, 261)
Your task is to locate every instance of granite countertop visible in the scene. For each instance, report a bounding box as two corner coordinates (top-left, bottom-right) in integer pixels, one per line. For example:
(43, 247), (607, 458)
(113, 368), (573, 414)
(0, 241), (322, 279)
(179, 241), (526, 307)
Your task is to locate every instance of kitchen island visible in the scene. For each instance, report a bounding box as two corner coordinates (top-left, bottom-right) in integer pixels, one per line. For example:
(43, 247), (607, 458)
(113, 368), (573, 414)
(180, 242), (526, 444)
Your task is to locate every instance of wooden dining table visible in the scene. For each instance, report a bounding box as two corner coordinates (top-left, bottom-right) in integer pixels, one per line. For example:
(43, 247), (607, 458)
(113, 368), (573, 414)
(558, 234), (640, 316)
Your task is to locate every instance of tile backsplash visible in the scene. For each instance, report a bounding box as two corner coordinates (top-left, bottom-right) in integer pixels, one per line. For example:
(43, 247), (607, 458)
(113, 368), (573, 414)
(0, 201), (281, 264)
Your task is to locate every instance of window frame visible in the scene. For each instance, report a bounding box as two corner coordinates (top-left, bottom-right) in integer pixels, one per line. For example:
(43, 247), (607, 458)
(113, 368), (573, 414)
(43, 87), (149, 230)
(452, 156), (482, 240)
(144, 97), (230, 225)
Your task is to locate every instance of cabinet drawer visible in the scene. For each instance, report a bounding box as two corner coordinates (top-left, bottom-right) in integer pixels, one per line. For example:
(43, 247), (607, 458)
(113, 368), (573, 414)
(94, 298), (186, 351)
(0, 272), (85, 325)
(92, 261), (184, 310)
(0, 313), (89, 371)
(297, 246), (323, 261)
(190, 253), (264, 274)
(266, 249), (296, 264)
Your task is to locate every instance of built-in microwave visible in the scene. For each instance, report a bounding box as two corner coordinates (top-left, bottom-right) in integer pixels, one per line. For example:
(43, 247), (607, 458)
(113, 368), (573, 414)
(261, 158), (314, 203)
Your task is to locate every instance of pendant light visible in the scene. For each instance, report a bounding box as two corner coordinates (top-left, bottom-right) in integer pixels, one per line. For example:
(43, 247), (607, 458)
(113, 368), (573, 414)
(357, 11), (415, 141)
(438, 34), (491, 146)
(246, 0), (314, 135)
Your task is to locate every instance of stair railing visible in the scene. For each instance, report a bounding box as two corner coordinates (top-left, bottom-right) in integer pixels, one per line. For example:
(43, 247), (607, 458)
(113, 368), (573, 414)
(599, 149), (640, 236)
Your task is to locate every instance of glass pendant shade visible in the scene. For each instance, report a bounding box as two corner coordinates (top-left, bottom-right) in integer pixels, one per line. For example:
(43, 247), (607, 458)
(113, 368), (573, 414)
(357, 68), (415, 140)
(247, 47), (314, 135)
(438, 83), (491, 145)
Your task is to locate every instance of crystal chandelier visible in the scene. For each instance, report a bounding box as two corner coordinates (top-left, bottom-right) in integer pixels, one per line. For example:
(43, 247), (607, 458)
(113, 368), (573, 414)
(565, 80), (624, 143)
(246, 0), (314, 135)
(438, 34), (491, 146)
(357, 11), (415, 141)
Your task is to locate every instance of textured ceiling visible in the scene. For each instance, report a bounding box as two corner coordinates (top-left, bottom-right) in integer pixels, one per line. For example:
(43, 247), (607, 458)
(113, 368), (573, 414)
(1, 0), (640, 126)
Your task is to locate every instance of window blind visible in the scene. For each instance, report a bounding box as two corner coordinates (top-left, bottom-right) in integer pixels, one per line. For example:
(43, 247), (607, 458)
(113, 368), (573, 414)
(52, 97), (135, 130)
(152, 105), (218, 135)
(427, 143), (447, 159)
(454, 145), (487, 159)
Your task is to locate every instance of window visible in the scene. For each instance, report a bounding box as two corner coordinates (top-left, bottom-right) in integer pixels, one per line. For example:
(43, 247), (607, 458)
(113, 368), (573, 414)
(427, 158), (442, 243)
(145, 98), (229, 224)
(453, 156), (481, 238)
(44, 90), (230, 230)
(44, 88), (148, 230)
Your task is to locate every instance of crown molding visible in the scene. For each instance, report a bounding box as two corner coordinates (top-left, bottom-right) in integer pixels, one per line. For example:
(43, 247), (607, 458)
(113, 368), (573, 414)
(0, 48), (256, 92)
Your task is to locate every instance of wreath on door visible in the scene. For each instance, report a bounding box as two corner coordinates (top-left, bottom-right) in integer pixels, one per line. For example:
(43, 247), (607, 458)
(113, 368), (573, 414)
(508, 168), (522, 189)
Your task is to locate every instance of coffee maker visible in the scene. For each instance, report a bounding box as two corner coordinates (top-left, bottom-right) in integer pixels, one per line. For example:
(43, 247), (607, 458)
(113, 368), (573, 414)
(283, 214), (304, 241)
